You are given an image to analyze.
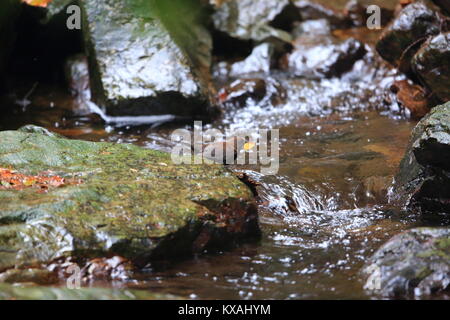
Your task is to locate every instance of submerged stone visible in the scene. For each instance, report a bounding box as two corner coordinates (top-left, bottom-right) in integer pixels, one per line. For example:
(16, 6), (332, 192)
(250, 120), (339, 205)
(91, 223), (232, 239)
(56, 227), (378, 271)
(412, 32), (450, 103)
(0, 128), (259, 271)
(362, 227), (450, 298)
(376, 0), (442, 71)
(80, 0), (215, 117)
(393, 102), (450, 213)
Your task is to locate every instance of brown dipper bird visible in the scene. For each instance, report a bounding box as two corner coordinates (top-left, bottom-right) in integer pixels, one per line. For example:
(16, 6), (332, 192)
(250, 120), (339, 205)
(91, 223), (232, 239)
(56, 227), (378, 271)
(192, 136), (253, 164)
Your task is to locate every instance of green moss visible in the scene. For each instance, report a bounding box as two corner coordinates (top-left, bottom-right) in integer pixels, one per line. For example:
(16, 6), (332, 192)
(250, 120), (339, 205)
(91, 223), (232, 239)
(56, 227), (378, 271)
(0, 283), (179, 300)
(0, 129), (257, 271)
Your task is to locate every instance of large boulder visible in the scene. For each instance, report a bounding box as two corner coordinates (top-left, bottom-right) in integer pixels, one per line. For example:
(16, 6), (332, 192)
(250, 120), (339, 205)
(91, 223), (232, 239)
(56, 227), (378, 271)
(392, 102), (450, 213)
(0, 127), (259, 272)
(80, 0), (216, 117)
(362, 227), (450, 298)
(412, 32), (450, 103)
(376, 0), (443, 72)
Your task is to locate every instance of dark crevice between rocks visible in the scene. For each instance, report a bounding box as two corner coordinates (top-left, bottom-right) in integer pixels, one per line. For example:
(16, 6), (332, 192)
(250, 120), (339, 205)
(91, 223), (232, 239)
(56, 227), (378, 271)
(269, 3), (302, 33)
(212, 29), (254, 61)
(6, 3), (83, 87)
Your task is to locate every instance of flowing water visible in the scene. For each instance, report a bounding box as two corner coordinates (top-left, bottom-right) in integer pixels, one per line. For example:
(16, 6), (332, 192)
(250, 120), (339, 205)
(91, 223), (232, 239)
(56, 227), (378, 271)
(0, 71), (426, 299)
(1, 21), (437, 298)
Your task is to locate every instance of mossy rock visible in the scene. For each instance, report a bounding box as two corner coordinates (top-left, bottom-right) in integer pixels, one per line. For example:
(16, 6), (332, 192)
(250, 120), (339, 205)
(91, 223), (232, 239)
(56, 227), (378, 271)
(0, 127), (259, 271)
(0, 283), (179, 300)
(362, 227), (450, 297)
(393, 102), (450, 214)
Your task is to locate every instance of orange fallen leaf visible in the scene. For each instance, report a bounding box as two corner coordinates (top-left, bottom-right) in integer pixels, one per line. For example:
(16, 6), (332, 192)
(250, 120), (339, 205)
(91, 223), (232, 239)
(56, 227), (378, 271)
(22, 0), (52, 8)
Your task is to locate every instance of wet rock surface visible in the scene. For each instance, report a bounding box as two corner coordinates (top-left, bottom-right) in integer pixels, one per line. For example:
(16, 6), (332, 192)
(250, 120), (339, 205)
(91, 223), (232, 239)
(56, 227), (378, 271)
(362, 227), (450, 298)
(211, 0), (291, 41)
(412, 32), (450, 102)
(282, 20), (367, 79)
(80, 0), (214, 117)
(393, 102), (450, 213)
(0, 283), (178, 300)
(229, 43), (275, 77)
(376, 0), (443, 72)
(292, 0), (351, 29)
(218, 78), (286, 109)
(0, 127), (259, 272)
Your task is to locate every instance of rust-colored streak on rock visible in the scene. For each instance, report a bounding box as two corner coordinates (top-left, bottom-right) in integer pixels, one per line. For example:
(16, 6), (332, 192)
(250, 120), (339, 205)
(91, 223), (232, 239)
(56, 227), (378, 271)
(0, 168), (81, 192)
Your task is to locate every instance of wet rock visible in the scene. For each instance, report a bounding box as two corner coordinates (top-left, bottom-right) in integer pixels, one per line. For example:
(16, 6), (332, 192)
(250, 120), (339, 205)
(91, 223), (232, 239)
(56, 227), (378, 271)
(229, 43), (274, 77)
(0, 128), (259, 271)
(0, 283), (179, 300)
(362, 227), (450, 297)
(218, 78), (286, 109)
(393, 102), (450, 213)
(376, 0), (443, 72)
(0, 0), (21, 81)
(65, 54), (90, 99)
(344, 0), (395, 27)
(80, 0), (215, 117)
(412, 32), (450, 103)
(292, 0), (397, 29)
(291, 0), (351, 29)
(211, 0), (292, 42)
(282, 20), (367, 79)
(82, 256), (133, 282)
(0, 268), (58, 286)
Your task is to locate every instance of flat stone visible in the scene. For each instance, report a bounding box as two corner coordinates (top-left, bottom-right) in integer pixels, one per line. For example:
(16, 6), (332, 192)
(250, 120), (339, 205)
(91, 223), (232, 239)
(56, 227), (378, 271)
(0, 127), (259, 271)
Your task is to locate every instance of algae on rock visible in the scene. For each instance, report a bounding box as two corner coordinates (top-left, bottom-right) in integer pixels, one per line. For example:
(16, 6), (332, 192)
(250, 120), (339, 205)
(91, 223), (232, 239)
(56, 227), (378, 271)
(0, 128), (259, 271)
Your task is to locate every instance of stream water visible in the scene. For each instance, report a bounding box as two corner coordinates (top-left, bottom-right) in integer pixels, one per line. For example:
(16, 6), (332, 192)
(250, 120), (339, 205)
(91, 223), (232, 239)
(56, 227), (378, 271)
(2, 20), (442, 299)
